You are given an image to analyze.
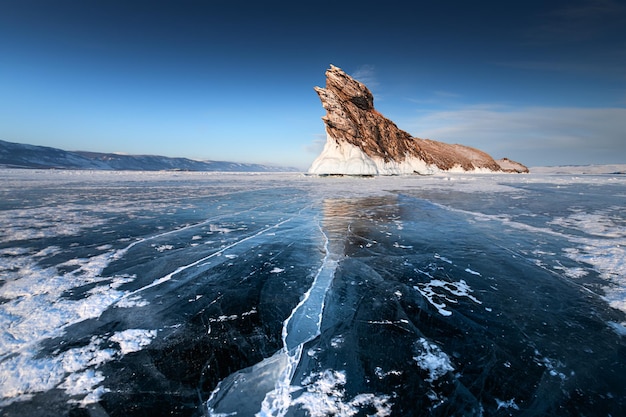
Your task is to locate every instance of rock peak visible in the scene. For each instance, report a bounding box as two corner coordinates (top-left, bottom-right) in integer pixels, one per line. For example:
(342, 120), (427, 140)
(309, 65), (528, 175)
(324, 64), (374, 111)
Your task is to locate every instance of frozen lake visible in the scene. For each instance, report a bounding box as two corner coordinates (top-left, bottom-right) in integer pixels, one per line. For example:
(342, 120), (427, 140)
(1, 169), (625, 416)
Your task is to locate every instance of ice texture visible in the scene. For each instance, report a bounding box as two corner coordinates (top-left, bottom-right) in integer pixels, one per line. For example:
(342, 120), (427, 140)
(0, 168), (625, 416)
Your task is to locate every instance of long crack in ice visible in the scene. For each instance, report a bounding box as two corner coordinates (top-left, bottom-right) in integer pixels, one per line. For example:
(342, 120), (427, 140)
(256, 221), (337, 417)
(206, 218), (339, 417)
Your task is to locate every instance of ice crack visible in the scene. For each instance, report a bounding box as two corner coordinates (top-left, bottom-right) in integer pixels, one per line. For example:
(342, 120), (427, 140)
(257, 221), (339, 416)
(206, 218), (340, 417)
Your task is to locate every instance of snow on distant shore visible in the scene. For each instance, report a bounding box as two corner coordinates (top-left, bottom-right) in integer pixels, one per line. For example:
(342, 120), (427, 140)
(530, 164), (626, 175)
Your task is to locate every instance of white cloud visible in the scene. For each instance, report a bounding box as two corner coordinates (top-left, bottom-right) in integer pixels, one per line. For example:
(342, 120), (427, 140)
(350, 65), (378, 90)
(405, 105), (626, 166)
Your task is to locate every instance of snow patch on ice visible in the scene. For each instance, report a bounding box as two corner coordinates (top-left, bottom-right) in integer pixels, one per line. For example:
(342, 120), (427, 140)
(393, 242), (413, 249)
(154, 244), (174, 252)
(434, 253), (452, 264)
(208, 308), (257, 324)
(210, 314), (238, 323)
(554, 264), (588, 279)
(0, 253), (133, 358)
(534, 351), (568, 381)
(209, 224), (236, 233)
(330, 335), (344, 348)
(413, 338), (454, 383)
(414, 279), (481, 316)
(0, 325), (158, 406)
(110, 329), (157, 355)
(374, 367), (403, 379)
(551, 208), (626, 312)
(58, 369), (107, 405)
(1, 334), (116, 406)
(0, 238), (160, 406)
(291, 370), (393, 417)
(116, 295), (150, 308)
(0, 204), (107, 241)
(0, 247), (33, 256)
(549, 208), (626, 238)
(495, 398), (519, 410)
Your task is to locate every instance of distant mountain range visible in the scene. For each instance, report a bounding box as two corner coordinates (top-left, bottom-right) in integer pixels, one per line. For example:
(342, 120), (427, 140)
(0, 139), (299, 172)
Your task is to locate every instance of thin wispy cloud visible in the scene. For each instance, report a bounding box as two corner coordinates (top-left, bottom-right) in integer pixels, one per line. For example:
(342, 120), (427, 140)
(350, 65), (379, 90)
(406, 105), (626, 165)
(404, 91), (464, 108)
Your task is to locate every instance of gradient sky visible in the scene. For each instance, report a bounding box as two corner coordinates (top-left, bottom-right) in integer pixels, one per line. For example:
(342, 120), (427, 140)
(1, 0), (625, 169)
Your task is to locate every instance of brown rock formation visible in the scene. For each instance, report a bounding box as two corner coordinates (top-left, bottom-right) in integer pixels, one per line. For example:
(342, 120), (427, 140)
(310, 65), (528, 174)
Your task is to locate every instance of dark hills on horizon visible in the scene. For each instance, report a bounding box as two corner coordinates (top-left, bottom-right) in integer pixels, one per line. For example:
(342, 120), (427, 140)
(0, 139), (298, 172)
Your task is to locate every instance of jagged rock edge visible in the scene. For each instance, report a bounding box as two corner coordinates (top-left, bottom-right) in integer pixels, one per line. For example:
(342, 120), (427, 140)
(308, 65), (528, 176)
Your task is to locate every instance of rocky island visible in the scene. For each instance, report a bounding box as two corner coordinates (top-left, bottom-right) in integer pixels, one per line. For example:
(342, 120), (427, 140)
(309, 65), (528, 175)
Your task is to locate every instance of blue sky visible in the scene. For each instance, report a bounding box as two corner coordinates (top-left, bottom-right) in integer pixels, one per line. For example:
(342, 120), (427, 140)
(1, 0), (625, 169)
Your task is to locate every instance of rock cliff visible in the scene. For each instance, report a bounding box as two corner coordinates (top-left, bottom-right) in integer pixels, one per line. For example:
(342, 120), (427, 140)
(309, 65), (528, 175)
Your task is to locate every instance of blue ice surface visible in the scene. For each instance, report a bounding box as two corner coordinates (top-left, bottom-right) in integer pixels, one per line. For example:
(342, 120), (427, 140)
(0, 169), (625, 416)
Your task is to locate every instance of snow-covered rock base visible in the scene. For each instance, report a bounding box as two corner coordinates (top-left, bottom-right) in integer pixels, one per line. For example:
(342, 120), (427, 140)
(308, 134), (497, 176)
